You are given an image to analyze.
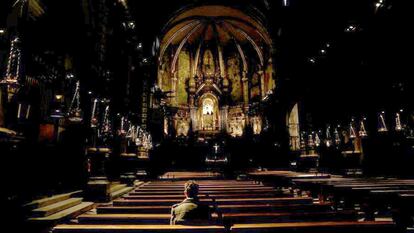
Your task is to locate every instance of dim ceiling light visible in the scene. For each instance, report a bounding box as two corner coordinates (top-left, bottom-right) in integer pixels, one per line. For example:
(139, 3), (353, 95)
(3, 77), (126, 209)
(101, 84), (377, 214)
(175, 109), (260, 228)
(0, 29), (5, 34)
(375, 0), (384, 7)
(308, 57), (316, 63)
(320, 49), (326, 54)
(345, 25), (357, 32)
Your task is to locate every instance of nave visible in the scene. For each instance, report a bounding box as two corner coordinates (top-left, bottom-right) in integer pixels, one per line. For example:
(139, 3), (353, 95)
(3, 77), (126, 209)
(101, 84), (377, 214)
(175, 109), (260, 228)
(1, 1), (413, 233)
(32, 171), (407, 233)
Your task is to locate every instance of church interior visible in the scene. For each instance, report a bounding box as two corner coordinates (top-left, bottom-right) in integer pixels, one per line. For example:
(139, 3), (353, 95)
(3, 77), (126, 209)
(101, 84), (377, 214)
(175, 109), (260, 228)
(1, 0), (413, 232)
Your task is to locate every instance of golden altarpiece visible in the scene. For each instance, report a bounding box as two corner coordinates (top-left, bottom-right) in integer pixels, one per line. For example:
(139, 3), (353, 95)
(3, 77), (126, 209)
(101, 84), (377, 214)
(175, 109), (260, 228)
(156, 5), (275, 139)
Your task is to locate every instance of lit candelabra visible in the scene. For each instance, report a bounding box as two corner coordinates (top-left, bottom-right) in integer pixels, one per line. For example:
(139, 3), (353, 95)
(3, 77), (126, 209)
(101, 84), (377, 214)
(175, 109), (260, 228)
(67, 81), (83, 122)
(300, 132), (306, 150)
(101, 105), (111, 135)
(334, 127), (341, 145)
(395, 112), (403, 131)
(2, 36), (22, 101)
(90, 98), (99, 128)
(307, 133), (315, 149)
(377, 111), (388, 132)
(314, 132), (321, 147)
(126, 123), (136, 144)
(359, 118), (368, 137)
(349, 120), (357, 139)
(325, 125), (332, 147)
(135, 125), (152, 151)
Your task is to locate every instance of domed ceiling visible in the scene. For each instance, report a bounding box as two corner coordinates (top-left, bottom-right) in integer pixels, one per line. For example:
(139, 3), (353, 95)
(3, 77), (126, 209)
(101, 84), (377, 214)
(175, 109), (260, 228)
(159, 5), (273, 70)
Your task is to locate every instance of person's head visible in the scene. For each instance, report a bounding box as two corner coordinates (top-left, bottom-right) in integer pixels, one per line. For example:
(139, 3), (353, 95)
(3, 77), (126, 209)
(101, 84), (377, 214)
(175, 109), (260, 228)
(184, 180), (199, 199)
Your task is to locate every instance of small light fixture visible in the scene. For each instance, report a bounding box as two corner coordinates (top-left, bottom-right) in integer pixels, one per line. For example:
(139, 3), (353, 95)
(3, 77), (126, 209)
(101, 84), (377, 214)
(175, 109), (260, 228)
(55, 94), (63, 101)
(88, 91), (93, 95)
(0, 29), (5, 34)
(51, 109), (64, 119)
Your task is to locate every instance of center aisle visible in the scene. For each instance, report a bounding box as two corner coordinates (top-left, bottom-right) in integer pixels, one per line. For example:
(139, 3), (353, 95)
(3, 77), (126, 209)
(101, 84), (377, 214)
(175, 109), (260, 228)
(53, 173), (402, 233)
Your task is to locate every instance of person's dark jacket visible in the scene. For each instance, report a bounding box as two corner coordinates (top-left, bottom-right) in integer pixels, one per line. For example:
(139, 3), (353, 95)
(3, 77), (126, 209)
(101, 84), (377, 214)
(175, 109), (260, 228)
(170, 197), (211, 225)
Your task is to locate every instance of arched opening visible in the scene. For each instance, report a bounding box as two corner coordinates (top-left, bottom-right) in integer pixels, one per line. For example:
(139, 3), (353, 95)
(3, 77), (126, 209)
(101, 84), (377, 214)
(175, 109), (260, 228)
(198, 93), (220, 132)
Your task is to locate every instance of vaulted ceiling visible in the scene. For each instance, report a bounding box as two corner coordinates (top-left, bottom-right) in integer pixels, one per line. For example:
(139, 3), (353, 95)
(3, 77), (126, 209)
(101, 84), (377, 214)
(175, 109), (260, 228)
(159, 5), (272, 67)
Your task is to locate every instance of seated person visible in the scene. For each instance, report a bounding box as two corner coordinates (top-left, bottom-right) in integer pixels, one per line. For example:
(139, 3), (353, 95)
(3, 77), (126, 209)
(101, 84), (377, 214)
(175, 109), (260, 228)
(170, 180), (211, 225)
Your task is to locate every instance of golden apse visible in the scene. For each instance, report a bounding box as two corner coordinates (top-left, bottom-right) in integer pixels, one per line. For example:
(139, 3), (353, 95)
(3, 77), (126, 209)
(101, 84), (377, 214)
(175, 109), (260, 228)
(157, 5), (275, 138)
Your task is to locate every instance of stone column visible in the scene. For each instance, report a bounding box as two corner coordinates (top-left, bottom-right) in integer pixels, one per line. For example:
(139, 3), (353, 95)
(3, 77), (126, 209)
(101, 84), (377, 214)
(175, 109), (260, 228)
(220, 106), (229, 133)
(188, 76), (196, 107)
(0, 87), (5, 127)
(171, 72), (178, 106)
(242, 71), (249, 108)
(190, 107), (197, 131)
(259, 69), (265, 98)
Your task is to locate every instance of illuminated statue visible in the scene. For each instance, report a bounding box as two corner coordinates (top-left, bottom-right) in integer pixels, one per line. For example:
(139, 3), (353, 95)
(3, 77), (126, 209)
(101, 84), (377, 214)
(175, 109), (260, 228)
(199, 96), (218, 131)
(252, 117), (262, 135)
(359, 118), (368, 137)
(202, 49), (215, 78)
(176, 120), (189, 137)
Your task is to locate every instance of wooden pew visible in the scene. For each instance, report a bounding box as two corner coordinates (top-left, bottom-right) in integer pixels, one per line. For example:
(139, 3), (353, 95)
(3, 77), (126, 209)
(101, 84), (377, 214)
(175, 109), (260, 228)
(78, 214), (172, 224)
(231, 221), (401, 233)
(140, 184), (263, 189)
(114, 197), (311, 207)
(216, 203), (333, 213)
(221, 210), (357, 223)
(53, 224), (225, 233)
(97, 206), (173, 214)
(77, 213), (219, 224)
(123, 194), (205, 199)
(131, 189), (277, 195)
(213, 197), (313, 205)
(113, 198), (213, 206)
(125, 193), (286, 199)
(134, 187), (275, 192)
